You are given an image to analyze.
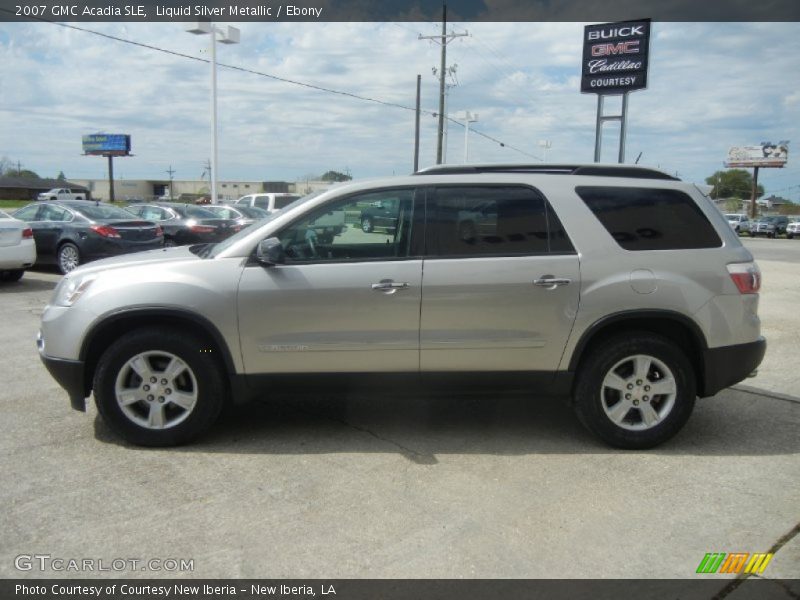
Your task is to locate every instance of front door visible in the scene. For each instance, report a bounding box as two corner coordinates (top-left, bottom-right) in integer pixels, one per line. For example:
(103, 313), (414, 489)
(237, 187), (423, 374)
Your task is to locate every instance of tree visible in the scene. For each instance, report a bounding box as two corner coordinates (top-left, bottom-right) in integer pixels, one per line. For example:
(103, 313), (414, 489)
(56, 171), (67, 181)
(0, 156), (11, 176)
(16, 169), (40, 180)
(705, 169), (764, 200)
(320, 170), (352, 183)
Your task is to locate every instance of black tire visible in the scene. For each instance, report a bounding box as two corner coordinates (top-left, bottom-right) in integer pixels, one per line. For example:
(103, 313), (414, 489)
(93, 328), (226, 446)
(0, 269), (24, 282)
(788, 234), (794, 240)
(573, 332), (696, 449)
(57, 242), (81, 274)
(163, 237), (177, 247)
(361, 217), (373, 233)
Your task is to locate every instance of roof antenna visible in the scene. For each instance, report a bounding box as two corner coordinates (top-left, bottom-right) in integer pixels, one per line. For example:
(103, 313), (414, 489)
(634, 152), (642, 164)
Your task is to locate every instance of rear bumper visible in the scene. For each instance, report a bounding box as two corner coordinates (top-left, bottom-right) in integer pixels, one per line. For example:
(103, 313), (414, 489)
(701, 337), (766, 397)
(0, 240), (36, 269)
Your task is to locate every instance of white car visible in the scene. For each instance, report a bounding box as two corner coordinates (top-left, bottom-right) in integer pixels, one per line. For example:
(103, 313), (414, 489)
(37, 188), (86, 201)
(786, 217), (800, 239)
(725, 213), (749, 234)
(0, 209), (37, 282)
(233, 192), (300, 214)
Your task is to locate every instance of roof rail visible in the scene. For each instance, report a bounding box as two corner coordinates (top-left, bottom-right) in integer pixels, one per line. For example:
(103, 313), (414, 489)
(413, 164), (680, 181)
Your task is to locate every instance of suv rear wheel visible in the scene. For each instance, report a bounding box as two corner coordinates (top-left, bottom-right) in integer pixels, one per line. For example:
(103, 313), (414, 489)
(573, 333), (696, 449)
(93, 328), (226, 446)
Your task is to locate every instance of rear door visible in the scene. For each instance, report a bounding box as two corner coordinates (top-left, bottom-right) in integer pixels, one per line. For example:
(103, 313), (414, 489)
(33, 204), (74, 260)
(420, 185), (580, 372)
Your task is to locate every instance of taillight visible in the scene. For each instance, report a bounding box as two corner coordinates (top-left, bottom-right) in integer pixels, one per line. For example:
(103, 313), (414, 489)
(90, 225), (121, 238)
(190, 225), (215, 233)
(22, 227), (33, 239)
(727, 262), (761, 294)
(154, 226), (163, 236)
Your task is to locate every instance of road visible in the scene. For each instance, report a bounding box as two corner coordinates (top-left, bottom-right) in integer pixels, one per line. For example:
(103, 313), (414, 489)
(0, 238), (797, 583)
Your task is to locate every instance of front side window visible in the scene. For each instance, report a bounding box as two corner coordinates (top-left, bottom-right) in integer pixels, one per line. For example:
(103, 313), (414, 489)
(427, 186), (571, 257)
(276, 188), (416, 263)
(576, 186), (722, 251)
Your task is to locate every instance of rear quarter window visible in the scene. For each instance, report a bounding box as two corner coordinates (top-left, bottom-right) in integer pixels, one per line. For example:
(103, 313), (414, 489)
(576, 186), (722, 251)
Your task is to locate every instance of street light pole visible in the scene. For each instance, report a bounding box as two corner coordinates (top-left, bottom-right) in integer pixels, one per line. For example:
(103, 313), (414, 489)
(538, 140), (552, 162)
(187, 21), (240, 205)
(460, 111), (478, 163)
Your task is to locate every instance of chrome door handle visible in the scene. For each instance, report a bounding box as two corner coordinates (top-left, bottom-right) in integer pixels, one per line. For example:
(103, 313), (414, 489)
(371, 280), (410, 294)
(533, 276), (571, 289)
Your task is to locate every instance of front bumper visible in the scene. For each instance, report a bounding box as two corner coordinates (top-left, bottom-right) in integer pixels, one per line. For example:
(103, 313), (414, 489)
(38, 332), (87, 411)
(701, 337), (766, 397)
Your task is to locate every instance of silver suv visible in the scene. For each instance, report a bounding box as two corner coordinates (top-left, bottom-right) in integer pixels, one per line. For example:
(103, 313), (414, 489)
(38, 164), (766, 449)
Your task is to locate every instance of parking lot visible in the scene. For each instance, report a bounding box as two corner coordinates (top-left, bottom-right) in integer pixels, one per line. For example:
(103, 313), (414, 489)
(0, 237), (797, 581)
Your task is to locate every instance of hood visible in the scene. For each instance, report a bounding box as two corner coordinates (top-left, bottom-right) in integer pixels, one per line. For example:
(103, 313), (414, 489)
(67, 245), (200, 277)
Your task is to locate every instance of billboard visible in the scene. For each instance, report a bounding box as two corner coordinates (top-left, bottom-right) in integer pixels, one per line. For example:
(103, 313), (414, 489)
(581, 19), (651, 95)
(725, 142), (789, 168)
(82, 134), (131, 156)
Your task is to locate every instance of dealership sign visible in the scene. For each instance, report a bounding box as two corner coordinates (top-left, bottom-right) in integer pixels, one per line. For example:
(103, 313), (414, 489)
(581, 19), (651, 94)
(82, 133), (131, 156)
(725, 142), (789, 168)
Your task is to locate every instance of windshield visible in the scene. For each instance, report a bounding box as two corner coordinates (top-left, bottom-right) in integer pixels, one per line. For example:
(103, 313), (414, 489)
(236, 205), (270, 218)
(173, 205), (219, 219)
(205, 191), (324, 259)
(73, 203), (140, 220)
(204, 206), (239, 219)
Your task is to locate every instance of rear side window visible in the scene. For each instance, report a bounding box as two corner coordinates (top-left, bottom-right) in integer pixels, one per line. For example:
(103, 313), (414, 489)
(576, 186), (721, 251)
(428, 186), (574, 257)
(274, 195), (300, 209)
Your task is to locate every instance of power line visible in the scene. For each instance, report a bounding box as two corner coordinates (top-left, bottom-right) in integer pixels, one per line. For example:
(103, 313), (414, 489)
(0, 10), (539, 161)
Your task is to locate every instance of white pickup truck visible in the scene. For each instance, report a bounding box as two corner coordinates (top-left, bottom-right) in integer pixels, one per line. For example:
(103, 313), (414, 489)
(37, 188), (85, 201)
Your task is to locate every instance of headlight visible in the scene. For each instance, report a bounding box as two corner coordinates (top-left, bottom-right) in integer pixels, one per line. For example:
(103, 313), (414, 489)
(53, 275), (96, 307)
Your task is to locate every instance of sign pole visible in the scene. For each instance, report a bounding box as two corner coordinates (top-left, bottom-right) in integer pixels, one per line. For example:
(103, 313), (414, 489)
(750, 166), (759, 219)
(594, 95), (604, 162)
(107, 155), (115, 203)
(618, 92), (629, 163)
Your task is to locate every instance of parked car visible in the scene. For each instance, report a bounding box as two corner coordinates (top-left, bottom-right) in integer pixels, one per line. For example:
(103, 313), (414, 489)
(359, 197), (401, 233)
(785, 217), (800, 239)
(38, 164), (765, 449)
(203, 204), (271, 229)
(0, 209), (36, 282)
(126, 203), (239, 247)
(749, 215), (789, 238)
(37, 188), (85, 201)
(725, 213), (749, 234)
(12, 200), (162, 274)
(233, 193), (300, 214)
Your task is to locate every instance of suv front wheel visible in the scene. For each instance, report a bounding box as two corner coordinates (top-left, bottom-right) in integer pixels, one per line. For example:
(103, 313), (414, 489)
(93, 328), (226, 446)
(573, 333), (696, 449)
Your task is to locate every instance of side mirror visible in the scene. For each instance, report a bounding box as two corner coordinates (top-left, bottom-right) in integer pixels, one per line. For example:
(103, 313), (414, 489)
(256, 237), (286, 266)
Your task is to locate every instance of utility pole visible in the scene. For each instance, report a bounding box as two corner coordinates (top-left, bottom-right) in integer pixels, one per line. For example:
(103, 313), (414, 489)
(419, 2), (468, 164)
(166, 165), (176, 200)
(16, 160), (22, 175)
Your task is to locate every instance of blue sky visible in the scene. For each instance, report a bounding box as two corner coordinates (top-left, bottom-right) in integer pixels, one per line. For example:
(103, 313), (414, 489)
(0, 21), (798, 200)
